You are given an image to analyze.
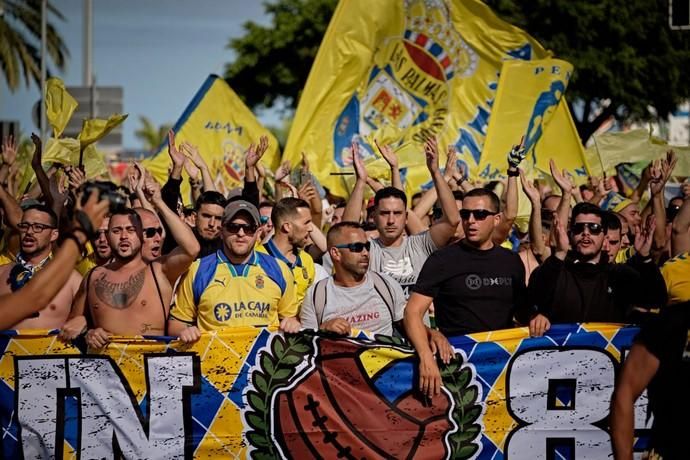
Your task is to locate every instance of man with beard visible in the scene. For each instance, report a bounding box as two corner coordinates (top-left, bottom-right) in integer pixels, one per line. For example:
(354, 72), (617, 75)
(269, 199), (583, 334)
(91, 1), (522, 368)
(300, 222), (405, 336)
(528, 202), (666, 326)
(0, 204), (82, 329)
(258, 197), (316, 306)
(340, 139), (459, 299)
(82, 181), (199, 346)
(169, 200), (300, 343)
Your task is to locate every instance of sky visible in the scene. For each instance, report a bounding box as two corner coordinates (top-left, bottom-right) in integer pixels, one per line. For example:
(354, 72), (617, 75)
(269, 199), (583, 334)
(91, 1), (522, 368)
(0, 0), (276, 151)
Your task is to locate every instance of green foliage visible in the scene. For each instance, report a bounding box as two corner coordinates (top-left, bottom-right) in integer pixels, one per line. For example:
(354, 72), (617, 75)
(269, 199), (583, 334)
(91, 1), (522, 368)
(0, 0), (68, 91)
(224, 0), (338, 110)
(134, 116), (172, 152)
(441, 354), (482, 459)
(244, 333), (315, 459)
(487, 0), (690, 140)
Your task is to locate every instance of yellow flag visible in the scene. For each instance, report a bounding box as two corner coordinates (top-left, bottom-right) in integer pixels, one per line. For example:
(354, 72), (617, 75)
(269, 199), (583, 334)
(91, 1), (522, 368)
(585, 128), (690, 177)
(284, 0), (550, 197)
(480, 59), (587, 181)
(142, 75), (280, 202)
(45, 77), (78, 138)
(41, 138), (108, 178)
(78, 113), (128, 147)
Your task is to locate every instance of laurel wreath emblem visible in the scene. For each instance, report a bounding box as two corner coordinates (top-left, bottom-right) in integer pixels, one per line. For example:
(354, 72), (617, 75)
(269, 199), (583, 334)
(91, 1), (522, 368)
(244, 333), (315, 459)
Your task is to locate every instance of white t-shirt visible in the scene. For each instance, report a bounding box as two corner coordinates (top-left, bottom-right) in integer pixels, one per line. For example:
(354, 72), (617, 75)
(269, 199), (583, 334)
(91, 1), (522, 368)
(300, 272), (406, 336)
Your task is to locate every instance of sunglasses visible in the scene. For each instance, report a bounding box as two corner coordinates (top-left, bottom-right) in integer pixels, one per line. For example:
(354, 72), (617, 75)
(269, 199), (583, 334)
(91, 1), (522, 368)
(570, 222), (604, 235)
(459, 209), (498, 221)
(143, 227), (163, 239)
(334, 241), (371, 253)
(225, 222), (257, 235)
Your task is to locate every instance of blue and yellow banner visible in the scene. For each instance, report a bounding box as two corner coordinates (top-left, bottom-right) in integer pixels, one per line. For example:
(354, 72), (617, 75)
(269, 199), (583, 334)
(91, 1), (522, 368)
(284, 0), (551, 197)
(143, 75), (280, 202)
(0, 324), (650, 459)
(479, 59), (587, 184)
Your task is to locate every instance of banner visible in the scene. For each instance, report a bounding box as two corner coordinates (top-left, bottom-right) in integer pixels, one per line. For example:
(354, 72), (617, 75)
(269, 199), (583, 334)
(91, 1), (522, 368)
(479, 59), (587, 184)
(283, 0), (551, 197)
(0, 324), (651, 459)
(142, 75), (281, 203)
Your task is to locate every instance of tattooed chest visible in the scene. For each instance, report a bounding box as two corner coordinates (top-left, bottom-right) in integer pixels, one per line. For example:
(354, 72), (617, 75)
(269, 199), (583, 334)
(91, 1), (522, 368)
(93, 268), (146, 309)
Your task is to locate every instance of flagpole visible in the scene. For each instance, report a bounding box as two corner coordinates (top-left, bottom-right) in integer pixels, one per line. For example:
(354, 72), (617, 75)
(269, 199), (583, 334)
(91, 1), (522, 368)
(40, 0), (47, 144)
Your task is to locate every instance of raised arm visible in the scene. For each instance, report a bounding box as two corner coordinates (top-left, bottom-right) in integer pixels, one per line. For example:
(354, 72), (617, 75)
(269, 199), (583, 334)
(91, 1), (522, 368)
(0, 184), (22, 230)
(550, 159), (575, 229)
(426, 138), (460, 248)
(492, 141), (524, 244)
(375, 140), (403, 192)
(671, 183), (690, 256)
(342, 142), (367, 223)
(0, 192), (108, 329)
(145, 177), (200, 283)
(181, 142), (216, 193)
(413, 146), (457, 220)
(29, 133), (55, 207)
(520, 169), (549, 260)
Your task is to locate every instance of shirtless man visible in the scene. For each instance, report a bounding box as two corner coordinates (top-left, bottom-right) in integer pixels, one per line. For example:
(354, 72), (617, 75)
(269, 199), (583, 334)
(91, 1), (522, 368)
(81, 180), (199, 346)
(0, 204), (81, 329)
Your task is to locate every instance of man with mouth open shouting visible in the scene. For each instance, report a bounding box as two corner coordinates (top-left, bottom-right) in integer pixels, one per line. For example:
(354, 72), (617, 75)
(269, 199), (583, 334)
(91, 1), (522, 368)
(528, 202), (667, 326)
(0, 204), (82, 330)
(67, 179), (199, 346)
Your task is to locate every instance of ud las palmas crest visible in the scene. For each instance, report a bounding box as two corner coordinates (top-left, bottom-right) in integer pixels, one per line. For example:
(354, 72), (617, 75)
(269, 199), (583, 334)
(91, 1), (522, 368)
(242, 332), (483, 459)
(333, 0), (478, 167)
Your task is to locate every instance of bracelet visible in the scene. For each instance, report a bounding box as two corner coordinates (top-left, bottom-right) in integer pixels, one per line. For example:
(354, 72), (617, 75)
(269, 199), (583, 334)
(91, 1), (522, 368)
(507, 168), (520, 177)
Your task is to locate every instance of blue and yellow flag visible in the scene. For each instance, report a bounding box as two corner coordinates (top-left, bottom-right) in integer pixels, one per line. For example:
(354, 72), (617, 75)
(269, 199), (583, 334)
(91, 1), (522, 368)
(143, 75), (280, 201)
(480, 59), (587, 183)
(284, 0), (550, 197)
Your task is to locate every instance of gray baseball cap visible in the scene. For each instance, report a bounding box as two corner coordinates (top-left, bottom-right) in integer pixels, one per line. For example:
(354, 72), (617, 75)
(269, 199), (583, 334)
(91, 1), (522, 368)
(222, 200), (260, 226)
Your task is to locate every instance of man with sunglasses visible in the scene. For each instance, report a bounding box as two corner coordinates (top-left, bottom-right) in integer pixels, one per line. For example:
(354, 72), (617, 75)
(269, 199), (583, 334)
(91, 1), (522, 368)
(169, 200), (300, 343)
(405, 188), (545, 399)
(528, 202), (666, 327)
(0, 204), (82, 330)
(75, 216), (112, 275)
(77, 180), (200, 346)
(300, 222), (406, 336)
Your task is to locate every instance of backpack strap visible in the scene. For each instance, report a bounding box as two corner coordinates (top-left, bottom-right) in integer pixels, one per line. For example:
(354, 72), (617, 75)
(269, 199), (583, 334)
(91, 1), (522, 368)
(256, 252), (287, 295)
(192, 253), (218, 306)
(369, 271), (395, 321)
(312, 278), (329, 325)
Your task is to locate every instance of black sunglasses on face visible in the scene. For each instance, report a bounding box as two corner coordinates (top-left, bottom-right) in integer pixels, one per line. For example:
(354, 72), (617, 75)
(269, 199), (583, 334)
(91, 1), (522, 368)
(143, 227), (163, 239)
(334, 241), (371, 253)
(459, 209), (498, 221)
(570, 222), (603, 235)
(225, 222), (257, 235)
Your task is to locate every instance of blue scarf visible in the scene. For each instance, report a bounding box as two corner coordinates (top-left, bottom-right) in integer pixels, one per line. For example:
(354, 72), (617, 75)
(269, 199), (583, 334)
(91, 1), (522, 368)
(8, 253), (51, 292)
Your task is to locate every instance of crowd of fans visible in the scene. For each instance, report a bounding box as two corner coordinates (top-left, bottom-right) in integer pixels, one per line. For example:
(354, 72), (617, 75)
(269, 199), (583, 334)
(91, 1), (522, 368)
(0, 129), (687, 458)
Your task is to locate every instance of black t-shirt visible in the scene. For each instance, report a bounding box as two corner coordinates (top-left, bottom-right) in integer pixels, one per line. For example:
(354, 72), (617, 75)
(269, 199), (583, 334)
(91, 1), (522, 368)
(635, 304), (690, 458)
(412, 240), (528, 336)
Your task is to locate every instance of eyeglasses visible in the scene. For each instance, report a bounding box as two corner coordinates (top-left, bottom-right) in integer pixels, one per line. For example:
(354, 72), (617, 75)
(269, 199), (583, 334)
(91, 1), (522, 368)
(570, 222), (604, 235)
(143, 227), (163, 239)
(459, 209), (498, 221)
(17, 222), (55, 233)
(334, 241), (371, 253)
(225, 222), (257, 235)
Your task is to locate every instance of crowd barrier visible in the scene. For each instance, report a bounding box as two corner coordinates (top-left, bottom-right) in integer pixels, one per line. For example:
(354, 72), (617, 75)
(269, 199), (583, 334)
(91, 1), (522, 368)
(0, 323), (649, 459)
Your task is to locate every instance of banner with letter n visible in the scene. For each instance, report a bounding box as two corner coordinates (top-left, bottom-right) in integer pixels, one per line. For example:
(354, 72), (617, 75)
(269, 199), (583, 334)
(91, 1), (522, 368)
(0, 324), (650, 459)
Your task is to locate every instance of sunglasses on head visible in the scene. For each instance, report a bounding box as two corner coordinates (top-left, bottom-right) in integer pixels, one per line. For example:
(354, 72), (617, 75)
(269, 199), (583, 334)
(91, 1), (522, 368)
(143, 227), (163, 239)
(459, 209), (498, 221)
(225, 222), (257, 235)
(334, 241), (371, 253)
(570, 222), (603, 235)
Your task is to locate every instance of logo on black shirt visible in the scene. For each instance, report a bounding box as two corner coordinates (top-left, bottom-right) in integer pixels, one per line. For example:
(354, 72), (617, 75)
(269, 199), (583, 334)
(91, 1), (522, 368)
(465, 274), (513, 290)
(466, 274), (482, 290)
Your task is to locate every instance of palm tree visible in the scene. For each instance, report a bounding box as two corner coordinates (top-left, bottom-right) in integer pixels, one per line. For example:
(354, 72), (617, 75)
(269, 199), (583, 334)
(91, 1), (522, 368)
(135, 116), (172, 152)
(0, 0), (68, 91)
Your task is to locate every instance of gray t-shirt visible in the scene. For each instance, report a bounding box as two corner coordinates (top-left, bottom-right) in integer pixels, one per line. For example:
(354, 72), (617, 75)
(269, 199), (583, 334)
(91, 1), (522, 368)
(322, 231), (437, 299)
(300, 272), (406, 336)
